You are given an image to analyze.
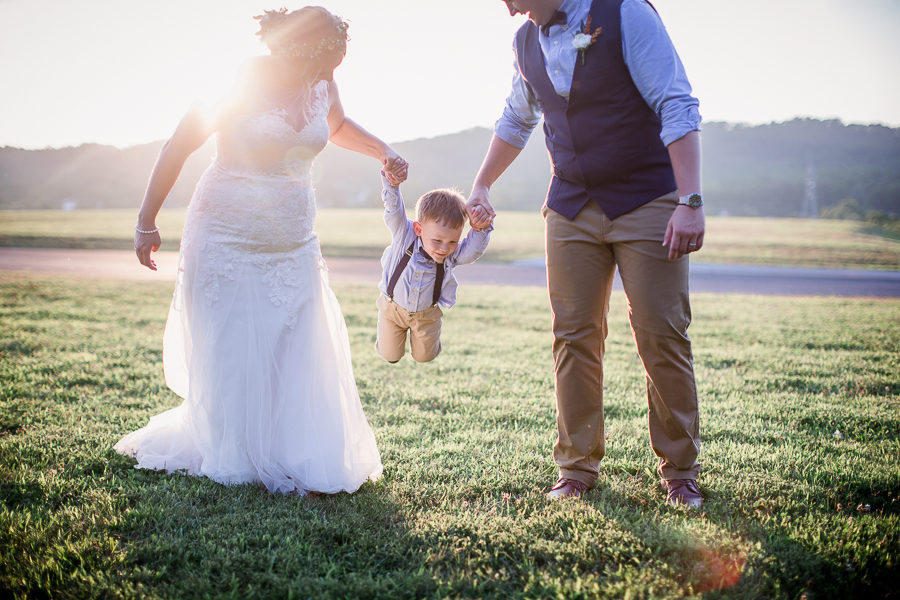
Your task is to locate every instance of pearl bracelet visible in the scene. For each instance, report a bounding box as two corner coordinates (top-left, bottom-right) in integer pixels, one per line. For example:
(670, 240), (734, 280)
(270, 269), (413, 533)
(135, 225), (159, 235)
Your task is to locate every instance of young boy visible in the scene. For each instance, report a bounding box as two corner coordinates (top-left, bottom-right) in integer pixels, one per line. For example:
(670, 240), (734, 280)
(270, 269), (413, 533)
(376, 171), (492, 363)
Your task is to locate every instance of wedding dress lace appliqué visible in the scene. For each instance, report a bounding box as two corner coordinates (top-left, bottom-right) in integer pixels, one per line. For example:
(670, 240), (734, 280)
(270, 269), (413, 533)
(114, 81), (383, 494)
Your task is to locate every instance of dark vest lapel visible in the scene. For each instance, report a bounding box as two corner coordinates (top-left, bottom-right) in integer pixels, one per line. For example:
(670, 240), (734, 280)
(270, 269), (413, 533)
(516, 25), (567, 111)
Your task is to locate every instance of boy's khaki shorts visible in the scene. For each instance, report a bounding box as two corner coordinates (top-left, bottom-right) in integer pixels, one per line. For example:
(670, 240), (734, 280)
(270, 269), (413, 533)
(376, 294), (443, 363)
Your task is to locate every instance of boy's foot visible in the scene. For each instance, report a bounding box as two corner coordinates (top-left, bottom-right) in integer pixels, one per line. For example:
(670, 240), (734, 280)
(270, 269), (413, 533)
(662, 479), (702, 509)
(547, 478), (589, 500)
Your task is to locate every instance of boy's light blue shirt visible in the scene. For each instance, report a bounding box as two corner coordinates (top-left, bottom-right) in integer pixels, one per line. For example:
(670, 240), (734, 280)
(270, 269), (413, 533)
(379, 174), (492, 312)
(495, 0), (701, 149)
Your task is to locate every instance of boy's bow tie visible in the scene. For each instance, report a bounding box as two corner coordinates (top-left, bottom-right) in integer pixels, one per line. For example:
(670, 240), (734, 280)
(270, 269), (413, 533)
(541, 10), (567, 35)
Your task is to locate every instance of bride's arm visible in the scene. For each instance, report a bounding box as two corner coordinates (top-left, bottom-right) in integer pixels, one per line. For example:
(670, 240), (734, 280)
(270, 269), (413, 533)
(325, 80), (407, 184)
(134, 106), (215, 271)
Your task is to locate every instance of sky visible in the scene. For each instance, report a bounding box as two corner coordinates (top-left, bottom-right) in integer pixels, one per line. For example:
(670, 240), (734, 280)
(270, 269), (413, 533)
(1, 0), (899, 149)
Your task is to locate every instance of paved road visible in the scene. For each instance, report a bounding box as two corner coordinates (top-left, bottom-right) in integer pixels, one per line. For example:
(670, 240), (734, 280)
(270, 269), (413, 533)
(1, 247), (898, 297)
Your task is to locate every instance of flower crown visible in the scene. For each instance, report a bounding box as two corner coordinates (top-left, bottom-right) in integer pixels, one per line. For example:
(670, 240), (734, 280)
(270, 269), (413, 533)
(255, 8), (349, 60)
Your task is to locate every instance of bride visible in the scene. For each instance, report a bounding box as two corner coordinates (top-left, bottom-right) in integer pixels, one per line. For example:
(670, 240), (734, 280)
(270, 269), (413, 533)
(117, 6), (404, 495)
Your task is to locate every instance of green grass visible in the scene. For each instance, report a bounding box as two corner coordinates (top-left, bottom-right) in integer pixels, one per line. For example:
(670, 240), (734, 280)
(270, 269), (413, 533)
(1, 273), (898, 599)
(2, 209), (899, 270)
(702, 217), (900, 270)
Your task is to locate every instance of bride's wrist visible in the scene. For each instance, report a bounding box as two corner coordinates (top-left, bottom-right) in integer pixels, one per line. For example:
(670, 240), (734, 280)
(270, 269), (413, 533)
(380, 142), (399, 162)
(135, 215), (158, 234)
(135, 224), (159, 235)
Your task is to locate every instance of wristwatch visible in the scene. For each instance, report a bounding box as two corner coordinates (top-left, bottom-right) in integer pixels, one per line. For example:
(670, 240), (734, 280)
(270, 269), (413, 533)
(677, 193), (703, 208)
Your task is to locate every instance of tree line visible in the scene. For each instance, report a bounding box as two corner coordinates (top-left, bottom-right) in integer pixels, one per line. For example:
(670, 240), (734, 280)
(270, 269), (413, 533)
(1, 118), (898, 219)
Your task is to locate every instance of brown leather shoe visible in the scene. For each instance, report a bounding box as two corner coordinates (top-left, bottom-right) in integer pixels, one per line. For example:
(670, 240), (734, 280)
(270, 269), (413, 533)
(663, 478), (703, 509)
(548, 477), (589, 499)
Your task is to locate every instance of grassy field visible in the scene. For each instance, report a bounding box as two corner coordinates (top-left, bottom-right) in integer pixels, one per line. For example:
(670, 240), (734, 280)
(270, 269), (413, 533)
(1, 272), (898, 599)
(2, 208), (899, 270)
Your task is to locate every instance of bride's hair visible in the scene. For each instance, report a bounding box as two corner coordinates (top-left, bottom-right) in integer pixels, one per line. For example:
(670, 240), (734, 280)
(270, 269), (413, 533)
(254, 6), (349, 62)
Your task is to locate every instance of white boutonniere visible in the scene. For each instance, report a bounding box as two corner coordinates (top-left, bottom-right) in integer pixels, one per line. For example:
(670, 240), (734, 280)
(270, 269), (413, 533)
(572, 15), (602, 64)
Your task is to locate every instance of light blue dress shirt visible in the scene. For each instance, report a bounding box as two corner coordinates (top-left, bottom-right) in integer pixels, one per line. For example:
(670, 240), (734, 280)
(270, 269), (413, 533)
(378, 175), (492, 312)
(495, 0), (701, 149)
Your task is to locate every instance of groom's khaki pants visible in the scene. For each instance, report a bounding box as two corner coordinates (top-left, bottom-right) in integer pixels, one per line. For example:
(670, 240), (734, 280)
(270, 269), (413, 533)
(545, 192), (701, 487)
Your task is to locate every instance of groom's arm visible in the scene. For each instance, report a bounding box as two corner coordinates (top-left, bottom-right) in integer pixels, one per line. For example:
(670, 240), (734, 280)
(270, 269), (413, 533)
(467, 49), (538, 229)
(466, 135), (522, 229)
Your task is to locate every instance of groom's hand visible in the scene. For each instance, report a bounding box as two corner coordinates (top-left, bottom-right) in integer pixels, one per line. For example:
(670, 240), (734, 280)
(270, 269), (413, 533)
(663, 205), (706, 260)
(466, 186), (496, 230)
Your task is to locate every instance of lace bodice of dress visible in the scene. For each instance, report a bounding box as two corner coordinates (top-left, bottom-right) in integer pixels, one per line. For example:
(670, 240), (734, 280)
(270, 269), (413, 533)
(214, 80), (331, 178)
(178, 80), (333, 327)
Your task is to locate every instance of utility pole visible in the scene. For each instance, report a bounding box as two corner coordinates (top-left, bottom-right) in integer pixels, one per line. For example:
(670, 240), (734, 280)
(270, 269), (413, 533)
(803, 157), (818, 218)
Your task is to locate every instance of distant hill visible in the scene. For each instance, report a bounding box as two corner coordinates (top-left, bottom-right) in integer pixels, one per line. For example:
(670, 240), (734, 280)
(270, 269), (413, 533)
(1, 118), (898, 217)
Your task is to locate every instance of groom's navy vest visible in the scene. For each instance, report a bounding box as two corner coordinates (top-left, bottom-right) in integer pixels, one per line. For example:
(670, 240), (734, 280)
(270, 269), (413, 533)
(516, 0), (676, 220)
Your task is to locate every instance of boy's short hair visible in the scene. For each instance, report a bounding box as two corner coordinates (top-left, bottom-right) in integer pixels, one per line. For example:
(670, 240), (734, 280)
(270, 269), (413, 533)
(415, 189), (467, 230)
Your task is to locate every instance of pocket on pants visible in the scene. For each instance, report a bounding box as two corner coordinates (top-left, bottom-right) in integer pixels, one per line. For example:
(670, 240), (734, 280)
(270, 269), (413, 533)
(422, 305), (443, 322)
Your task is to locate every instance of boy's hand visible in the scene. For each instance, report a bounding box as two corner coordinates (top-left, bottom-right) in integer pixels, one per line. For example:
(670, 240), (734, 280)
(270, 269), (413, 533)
(468, 205), (494, 231)
(466, 187), (495, 230)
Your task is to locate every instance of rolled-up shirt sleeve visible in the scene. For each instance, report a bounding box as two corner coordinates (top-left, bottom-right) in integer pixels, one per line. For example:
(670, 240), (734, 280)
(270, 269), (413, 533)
(448, 224), (493, 267)
(381, 173), (408, 241)
(494, 52), (543, 149)
(622, 0), (701, 147)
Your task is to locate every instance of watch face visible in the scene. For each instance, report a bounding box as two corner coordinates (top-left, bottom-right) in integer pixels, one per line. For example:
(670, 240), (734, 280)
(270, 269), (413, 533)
(688, 194), (703, 208)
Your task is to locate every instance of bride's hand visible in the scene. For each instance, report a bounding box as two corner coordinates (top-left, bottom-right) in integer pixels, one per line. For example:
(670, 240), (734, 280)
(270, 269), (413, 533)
(134, 228), (161, 271)
(382, 152), (408, 185)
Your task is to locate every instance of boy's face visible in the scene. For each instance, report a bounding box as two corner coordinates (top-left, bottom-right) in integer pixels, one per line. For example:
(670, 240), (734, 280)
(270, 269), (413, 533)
(413, 219), (463, 263)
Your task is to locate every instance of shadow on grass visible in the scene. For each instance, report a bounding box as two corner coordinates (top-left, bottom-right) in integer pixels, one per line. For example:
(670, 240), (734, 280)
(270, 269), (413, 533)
(697, 465), (896, 599)
(576, 474), (898, 599)
(697, 502), (899, 600)
(734, 524), (895, 600)
(111, 454), (434, 599)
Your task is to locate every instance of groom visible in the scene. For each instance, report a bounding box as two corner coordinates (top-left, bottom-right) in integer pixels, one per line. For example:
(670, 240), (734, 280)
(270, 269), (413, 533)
(467, 0), (706, 507)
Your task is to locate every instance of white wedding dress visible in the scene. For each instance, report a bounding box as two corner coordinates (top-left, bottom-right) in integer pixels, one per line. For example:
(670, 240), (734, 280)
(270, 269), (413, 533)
(115, 81), (383, 494)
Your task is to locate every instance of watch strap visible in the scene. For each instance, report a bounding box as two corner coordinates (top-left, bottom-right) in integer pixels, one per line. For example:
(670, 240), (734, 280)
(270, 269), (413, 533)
(677, 193), (703, 208)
